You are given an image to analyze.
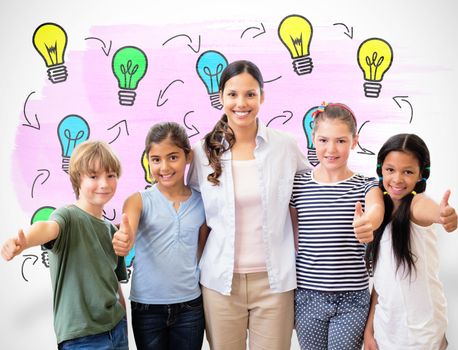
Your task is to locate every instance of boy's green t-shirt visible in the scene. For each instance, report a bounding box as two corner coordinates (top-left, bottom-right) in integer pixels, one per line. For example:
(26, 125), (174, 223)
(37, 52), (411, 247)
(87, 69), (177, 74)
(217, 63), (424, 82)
(46, 205), (127, 344)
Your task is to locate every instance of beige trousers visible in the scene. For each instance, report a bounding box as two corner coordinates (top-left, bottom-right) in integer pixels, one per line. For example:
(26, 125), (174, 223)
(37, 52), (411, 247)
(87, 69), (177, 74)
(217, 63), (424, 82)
(202, 272), (294, 350)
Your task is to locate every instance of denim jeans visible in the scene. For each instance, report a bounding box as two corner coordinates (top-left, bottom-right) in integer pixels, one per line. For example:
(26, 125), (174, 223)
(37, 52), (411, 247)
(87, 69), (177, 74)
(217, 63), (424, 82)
(58, 316), (128, 350)
(131, 295), (204, 350)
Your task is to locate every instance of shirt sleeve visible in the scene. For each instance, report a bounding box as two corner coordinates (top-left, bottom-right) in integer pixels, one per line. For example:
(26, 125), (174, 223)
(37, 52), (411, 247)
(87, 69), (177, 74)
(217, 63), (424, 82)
(364, 177), (379, 194)
(293, 137), (312, 173)
(187, 141), (203, 191)
(44, 206), (68, 252)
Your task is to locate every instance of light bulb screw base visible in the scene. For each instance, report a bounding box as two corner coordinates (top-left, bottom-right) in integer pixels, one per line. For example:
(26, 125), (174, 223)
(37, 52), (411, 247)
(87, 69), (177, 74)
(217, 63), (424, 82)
(47, 65), (68, 84)
(62, 157), (70, 173)
(363, 82), (382, 98)
(209, 93), (222, 110)
(307, 148), (319, 167)
(118, 90), (137, 106)
(293, 57), (313, 75)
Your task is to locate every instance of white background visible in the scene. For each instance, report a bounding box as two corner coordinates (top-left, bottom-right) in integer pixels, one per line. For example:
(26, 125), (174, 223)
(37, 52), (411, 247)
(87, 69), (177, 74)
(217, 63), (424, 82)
(1, 1), (457, 349)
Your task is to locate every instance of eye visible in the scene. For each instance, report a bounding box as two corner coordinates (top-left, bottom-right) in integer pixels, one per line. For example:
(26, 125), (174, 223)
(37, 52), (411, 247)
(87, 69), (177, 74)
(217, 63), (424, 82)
(108, 173), (117, 178)
(170, 155), (178, 161)
(337, 139), (347, 144)
(150, 158), (160, 164)
(247, 92), (256, 98)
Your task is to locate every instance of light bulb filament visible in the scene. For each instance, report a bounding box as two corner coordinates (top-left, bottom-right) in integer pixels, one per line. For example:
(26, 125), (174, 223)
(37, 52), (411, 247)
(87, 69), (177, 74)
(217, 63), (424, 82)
(365, 52), (385, 80)
(202, 64), (224, 93)
(120, 60), (140, 89)
(44, 42), (60, 65)
(63, 129), (86, 155)
(289, 34), (304, 56)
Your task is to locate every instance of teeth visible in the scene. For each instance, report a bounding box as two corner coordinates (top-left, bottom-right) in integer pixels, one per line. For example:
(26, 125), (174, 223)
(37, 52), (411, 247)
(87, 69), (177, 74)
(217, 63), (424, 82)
(235, 111), (249, 116)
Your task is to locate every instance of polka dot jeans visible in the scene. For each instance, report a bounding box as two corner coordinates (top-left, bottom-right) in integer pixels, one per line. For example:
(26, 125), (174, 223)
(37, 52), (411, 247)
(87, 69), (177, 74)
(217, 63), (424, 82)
(295, 288), (370, 350)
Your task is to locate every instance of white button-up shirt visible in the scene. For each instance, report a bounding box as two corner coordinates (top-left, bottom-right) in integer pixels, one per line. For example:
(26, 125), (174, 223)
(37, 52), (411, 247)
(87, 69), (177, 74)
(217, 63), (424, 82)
(188, 121), (309, 295)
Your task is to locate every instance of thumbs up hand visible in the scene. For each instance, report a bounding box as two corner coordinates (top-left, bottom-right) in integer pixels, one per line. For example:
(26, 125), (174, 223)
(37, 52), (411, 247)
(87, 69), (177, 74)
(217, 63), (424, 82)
(1, 229), (27, 261)
(113, 214), (133, 256)
(439, 190), (457, 233)
(353, 201), (374, 244)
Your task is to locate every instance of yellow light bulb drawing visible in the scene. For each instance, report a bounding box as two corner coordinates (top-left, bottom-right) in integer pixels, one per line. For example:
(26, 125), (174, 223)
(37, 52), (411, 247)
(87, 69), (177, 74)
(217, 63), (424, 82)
(357, 38), (393, 98)
(141, 151), (154, 187)
(33, 22), (68, 84)
(278, 14), (314, 75)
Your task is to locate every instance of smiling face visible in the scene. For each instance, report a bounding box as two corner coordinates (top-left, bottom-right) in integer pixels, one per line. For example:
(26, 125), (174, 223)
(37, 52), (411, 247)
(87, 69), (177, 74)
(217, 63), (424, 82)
(219, 71), (264, 132)
(148, 137), (191, 192)
(77, 166), (118, 216)
(312, 118), (358, 173)
(381, 150), (422, 207)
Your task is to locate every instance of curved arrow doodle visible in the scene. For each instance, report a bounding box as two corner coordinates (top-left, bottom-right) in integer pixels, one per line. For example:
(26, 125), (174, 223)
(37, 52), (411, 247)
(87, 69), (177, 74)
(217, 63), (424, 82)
(156, 79), (185, 107)
(84, 37), (112, 56)
(333, 23), (354, 39)
(22, 91), (40, 130)
(265, 76), (282, 84)
(183, 111), (200, 138)
(393, 96), (414, 123)
(240, 23), (266, 39)
(357, 120), (375, 155)
(107, 120), (129, 144)
(162, 34), (201, 53)
(31, 169), (51, 198)
(21, 254), (39, 282)
(103, 208), (116, 221)
(266, 111), (293, 127)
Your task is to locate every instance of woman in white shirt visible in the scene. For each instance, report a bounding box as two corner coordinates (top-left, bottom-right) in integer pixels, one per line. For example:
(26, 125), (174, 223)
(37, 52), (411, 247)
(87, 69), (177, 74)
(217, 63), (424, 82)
(188, 60), (309, 350)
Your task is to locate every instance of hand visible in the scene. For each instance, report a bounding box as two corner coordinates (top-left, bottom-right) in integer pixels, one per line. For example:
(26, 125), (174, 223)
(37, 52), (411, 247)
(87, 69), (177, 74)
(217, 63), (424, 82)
(439, 190), (457, 232)
(112, 214), (132, 257)
(353, 201), (374, 244)
(1, 229), (27, 261)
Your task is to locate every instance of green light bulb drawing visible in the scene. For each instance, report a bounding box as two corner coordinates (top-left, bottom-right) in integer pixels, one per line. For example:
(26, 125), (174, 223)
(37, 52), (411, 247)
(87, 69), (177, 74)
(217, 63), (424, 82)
(112, 46), (148, 106)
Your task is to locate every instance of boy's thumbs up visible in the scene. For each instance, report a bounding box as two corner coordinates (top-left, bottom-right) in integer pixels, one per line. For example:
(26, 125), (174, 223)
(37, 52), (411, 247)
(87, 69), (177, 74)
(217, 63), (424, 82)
(439, 190), (457, 233)
(119, 213), (130, 233)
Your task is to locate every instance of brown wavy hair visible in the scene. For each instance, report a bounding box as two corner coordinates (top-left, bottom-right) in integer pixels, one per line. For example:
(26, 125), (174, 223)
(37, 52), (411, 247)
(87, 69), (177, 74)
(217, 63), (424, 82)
(203, 60), (264, 185)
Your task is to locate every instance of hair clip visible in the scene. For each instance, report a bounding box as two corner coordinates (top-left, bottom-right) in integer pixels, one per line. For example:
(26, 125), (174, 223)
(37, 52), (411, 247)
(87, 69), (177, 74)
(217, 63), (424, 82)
(376, 164), (381, 168)
(312, 101), (329, 118)
(378, 176), (383, 181)
(411, 191), (417, 196)
(383, 191), (388, 195)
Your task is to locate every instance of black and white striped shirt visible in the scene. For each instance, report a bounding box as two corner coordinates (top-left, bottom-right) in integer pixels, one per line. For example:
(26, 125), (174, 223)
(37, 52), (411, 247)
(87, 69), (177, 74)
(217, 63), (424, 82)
(290, 171), (378, 291)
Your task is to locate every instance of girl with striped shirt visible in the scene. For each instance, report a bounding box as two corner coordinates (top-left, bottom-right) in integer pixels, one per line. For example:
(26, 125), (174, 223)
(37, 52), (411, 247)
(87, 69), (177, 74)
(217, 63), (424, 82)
(289, 102), (384, 350)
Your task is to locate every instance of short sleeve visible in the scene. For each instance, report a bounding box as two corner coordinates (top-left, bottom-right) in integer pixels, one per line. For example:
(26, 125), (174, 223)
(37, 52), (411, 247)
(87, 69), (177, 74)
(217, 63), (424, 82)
(364, 177), (379, 195)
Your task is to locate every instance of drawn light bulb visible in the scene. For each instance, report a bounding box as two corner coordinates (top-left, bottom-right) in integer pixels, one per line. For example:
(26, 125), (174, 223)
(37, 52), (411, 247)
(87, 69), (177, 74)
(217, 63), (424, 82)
(303, 106), (319, 166)
(57, 115), (90, 173)
(278, 14), (314, 75)
(357, 38), (393, 98)
(141, 150), (153, 188)
(32, 23), (68, 84)
(112, 46), (148, 106)
(196, 50), (228, 110)
(31, 206), (56, 268)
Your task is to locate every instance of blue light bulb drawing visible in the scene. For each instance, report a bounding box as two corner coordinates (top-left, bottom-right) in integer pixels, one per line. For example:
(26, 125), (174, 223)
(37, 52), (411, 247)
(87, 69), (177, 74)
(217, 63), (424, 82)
(57, 115), (90, 173)
(303, 106), (319, 166)
(196, 50), (228, 110)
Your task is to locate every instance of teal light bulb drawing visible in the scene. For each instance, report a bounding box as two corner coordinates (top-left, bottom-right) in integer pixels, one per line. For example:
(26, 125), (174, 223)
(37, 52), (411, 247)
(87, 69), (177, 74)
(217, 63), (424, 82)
(57, 115), (90, 173)
(303, 106), (319, 166)
(196, 50), (228, 110)
(112, 46), (148, 106)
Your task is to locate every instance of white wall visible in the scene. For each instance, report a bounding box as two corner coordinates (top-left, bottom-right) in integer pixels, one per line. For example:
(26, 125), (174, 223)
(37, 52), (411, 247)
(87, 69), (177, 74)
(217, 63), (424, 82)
(1, 1), (457, 349)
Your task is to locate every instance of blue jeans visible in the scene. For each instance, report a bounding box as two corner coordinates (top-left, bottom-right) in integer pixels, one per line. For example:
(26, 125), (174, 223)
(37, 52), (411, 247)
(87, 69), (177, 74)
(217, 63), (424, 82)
(58, 316), (128, 350)
(295, 288), (370, 350)
(131, 295), (204, 350)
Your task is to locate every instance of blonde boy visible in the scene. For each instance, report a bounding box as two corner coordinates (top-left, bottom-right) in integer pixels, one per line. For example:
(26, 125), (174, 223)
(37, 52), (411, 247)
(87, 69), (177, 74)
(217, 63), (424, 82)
(1, 140), (128, 349)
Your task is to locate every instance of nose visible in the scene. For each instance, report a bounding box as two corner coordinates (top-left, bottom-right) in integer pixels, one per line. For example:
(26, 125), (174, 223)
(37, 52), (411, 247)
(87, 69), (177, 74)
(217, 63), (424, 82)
(236, 95), (247, 107)
(160, 160), (169, 171)
(392, 172), (403, 183)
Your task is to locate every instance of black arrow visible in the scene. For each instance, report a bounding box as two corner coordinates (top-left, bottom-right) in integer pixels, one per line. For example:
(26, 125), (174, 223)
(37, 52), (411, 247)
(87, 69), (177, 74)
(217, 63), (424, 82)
(107, 120), (129, 144)
(393, 96), (414, 123)
(357, 120), (375, 155)
(31, 169), (51, 198)
(162, 34), (201, 53)
(333, 23), (353, 39)
(84, 37), (112, 56)
(183, 111), (200, 138)
(21, 254), (39, 282)
(265, 76), (282, 84)
(22, 91), (40, 130)
(156, 79), (184, 107)
(266, 111), (293, 127)
(103, 208), (116, 221)
(241, 23), (266, 39)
